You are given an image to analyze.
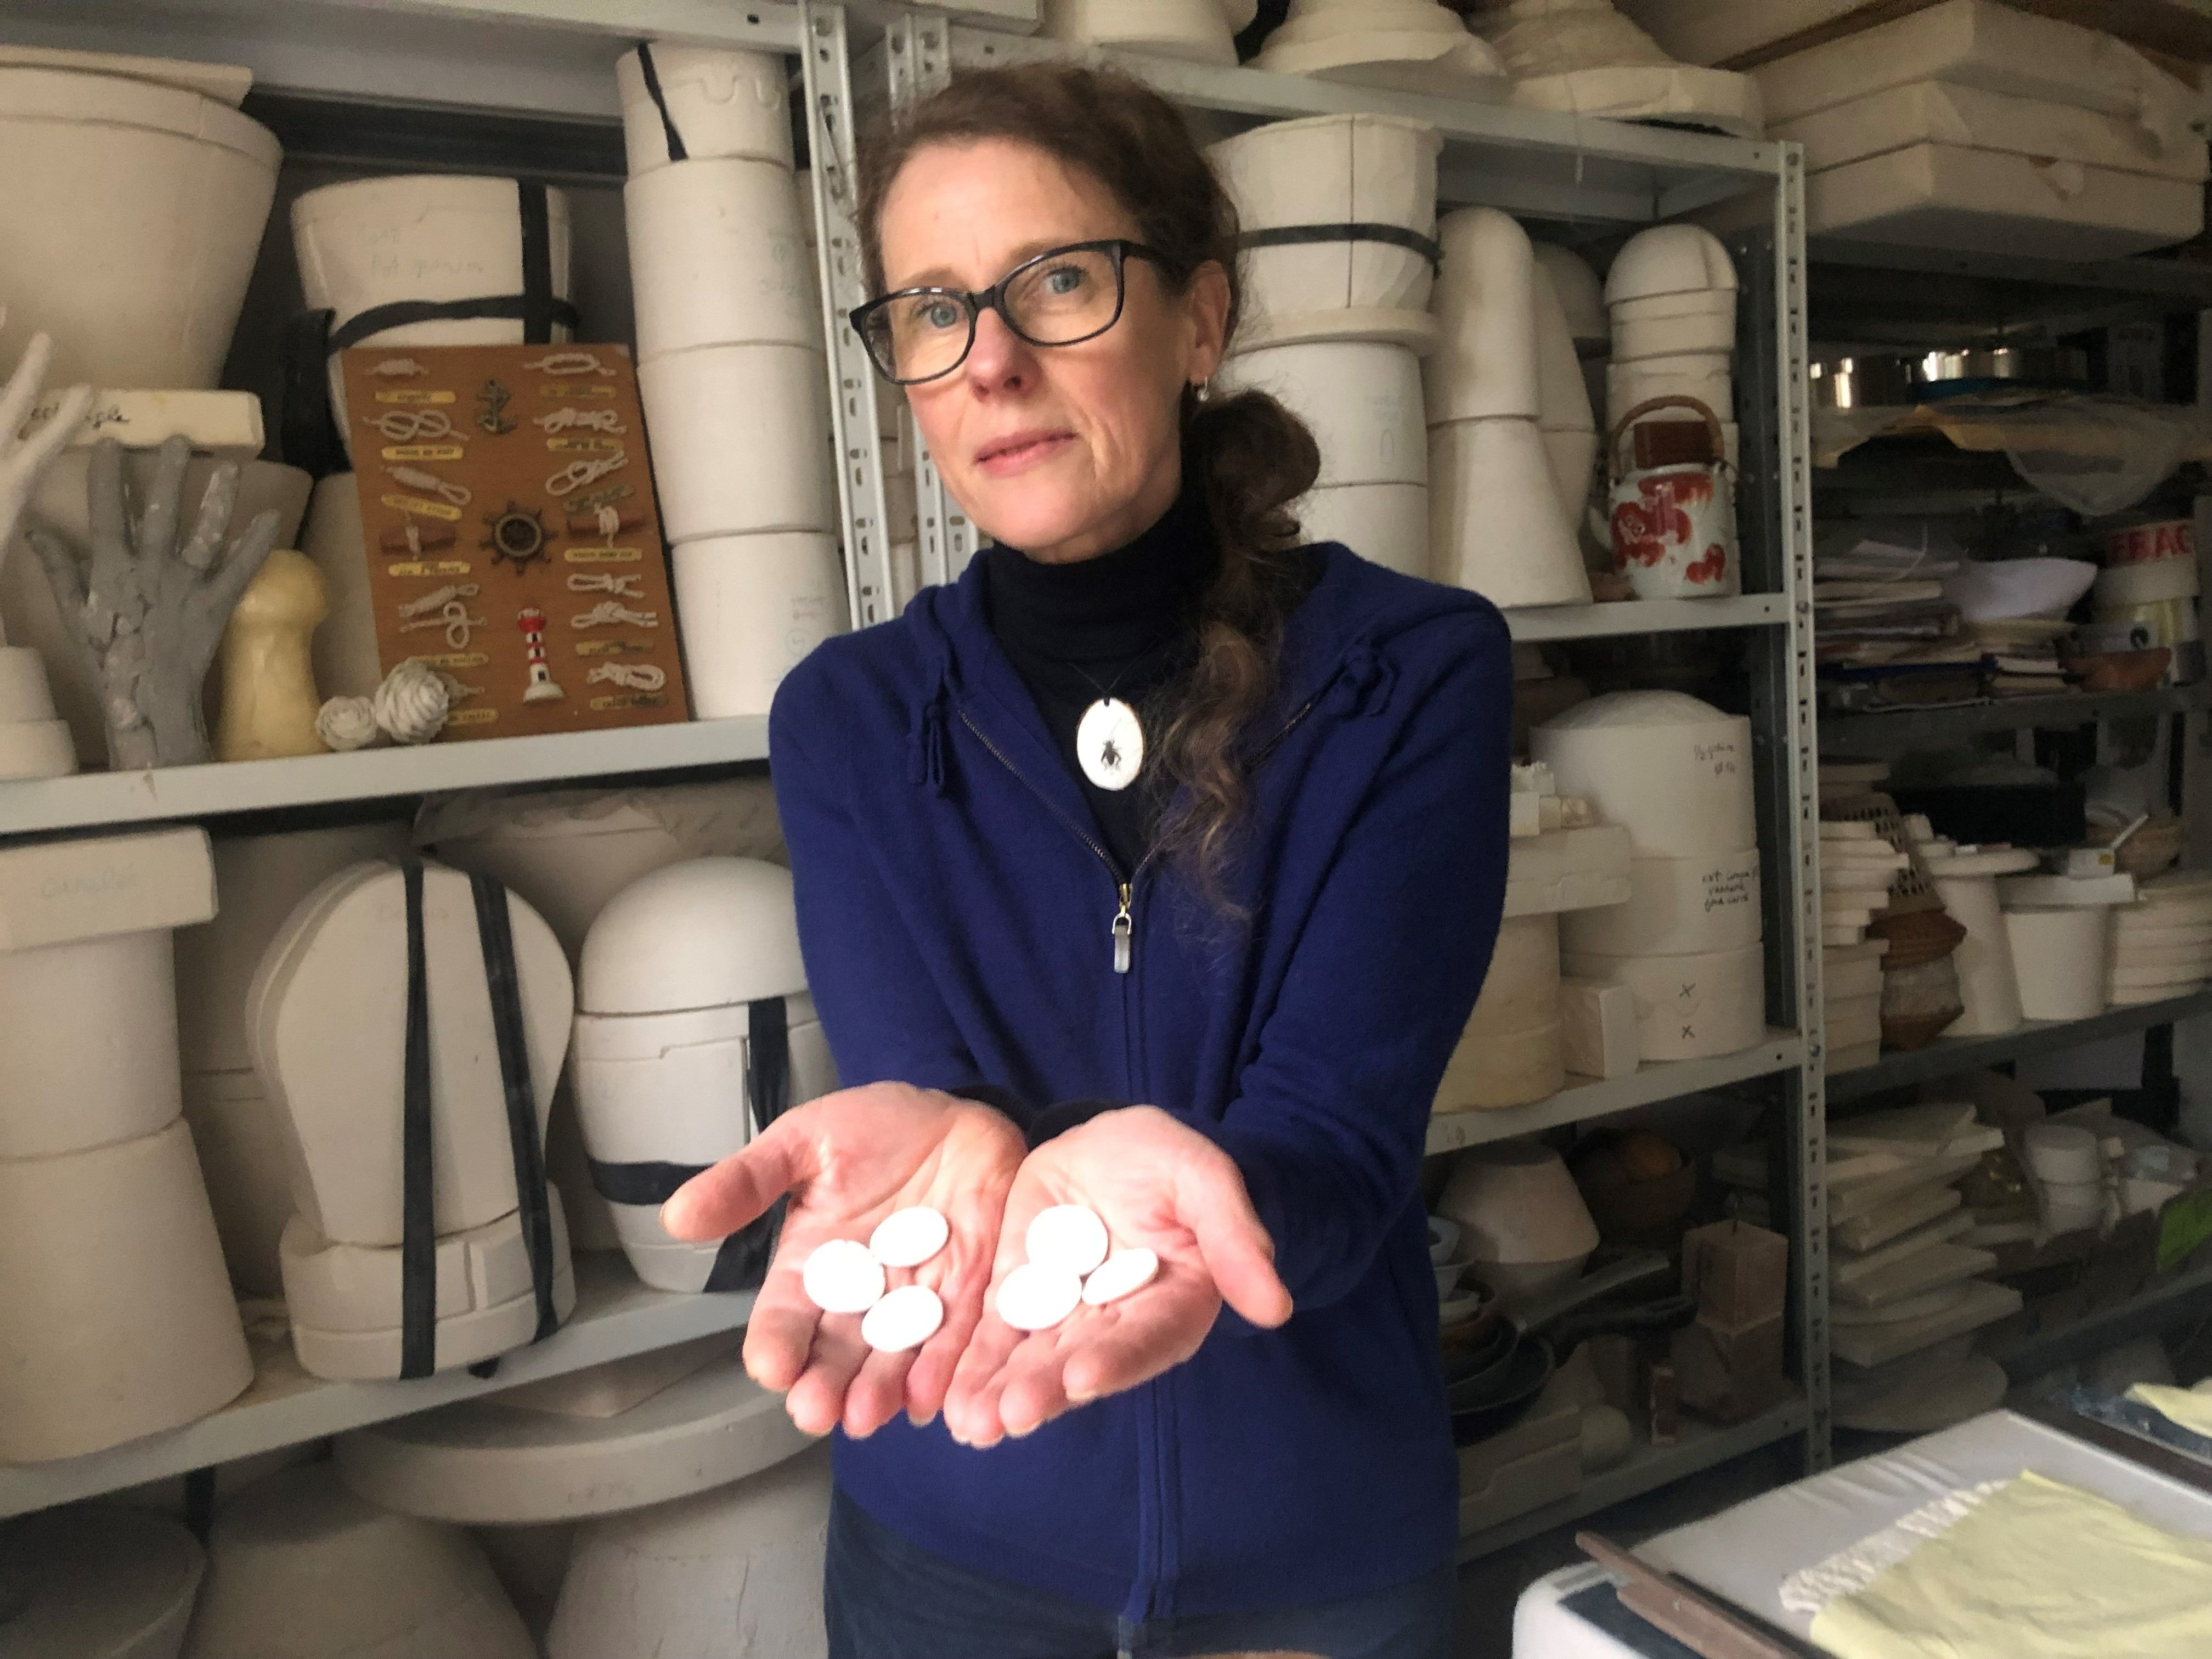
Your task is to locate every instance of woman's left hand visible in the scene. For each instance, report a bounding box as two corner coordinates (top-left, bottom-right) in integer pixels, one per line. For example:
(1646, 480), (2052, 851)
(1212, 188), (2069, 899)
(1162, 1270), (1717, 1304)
(942, 1106), (1293, 1447)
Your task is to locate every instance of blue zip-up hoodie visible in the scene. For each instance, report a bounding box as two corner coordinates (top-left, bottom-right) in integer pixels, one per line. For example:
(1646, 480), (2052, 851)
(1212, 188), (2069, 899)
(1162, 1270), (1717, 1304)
(768, 541), (1513, 1623)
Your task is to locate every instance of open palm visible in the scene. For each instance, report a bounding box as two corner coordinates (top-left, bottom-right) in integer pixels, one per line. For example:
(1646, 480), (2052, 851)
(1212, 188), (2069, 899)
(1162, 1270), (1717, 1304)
(662, 1082), (1026, 1439)
(944, 1107), (1293, 1448)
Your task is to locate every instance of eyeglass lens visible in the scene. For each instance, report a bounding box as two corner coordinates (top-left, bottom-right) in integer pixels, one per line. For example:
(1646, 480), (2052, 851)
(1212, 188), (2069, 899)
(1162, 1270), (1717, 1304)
(865, 245), (1124, 383)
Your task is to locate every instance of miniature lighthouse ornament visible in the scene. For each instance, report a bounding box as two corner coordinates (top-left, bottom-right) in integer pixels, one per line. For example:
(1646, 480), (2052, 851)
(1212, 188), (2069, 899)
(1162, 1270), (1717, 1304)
(518, 603), (565, 703)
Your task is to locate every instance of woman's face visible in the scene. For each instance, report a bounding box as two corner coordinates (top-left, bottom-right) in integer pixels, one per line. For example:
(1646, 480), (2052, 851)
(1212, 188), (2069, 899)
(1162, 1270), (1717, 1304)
(876, 138), (1229, 565)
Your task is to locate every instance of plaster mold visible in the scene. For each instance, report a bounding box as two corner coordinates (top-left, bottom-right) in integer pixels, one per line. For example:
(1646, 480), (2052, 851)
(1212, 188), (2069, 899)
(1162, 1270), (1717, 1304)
(1801, 145), (2203, 257)
(0, 1506), (204, 1659)
(0, 57), (278, 389)
(1429, 420), (1590, 608)
(1559, 941), (1765, 1061)
(1251, 1), (1513, 102)
(1920, 843), (2039, 1038)
(177, 823), (415, 1075)
(1531, 691), (1754, 857)
(638, 345), (836, 540)
(1426, 209), (1542, 422)
(12, 448), (309, 766)
(670, 531), (848, 718)
(0, 1119), (251, 1463)
(1533, 263), (1597, 522)
(625, 161), (818, 357)
(297, 473), (383, 703)
(574, 858), (836, 1293)
(1207, 114), (1443, 352)
(1477, 0), (1764, 139)
(250, 861), (571, 1246)
(182, 1066), (294, 1298)
(0, 826), (215, 1159)
(1216, 340), (1426, 488)
(616, 46), (794, 177)
(2004, 905), (2108, 1023)
(1435, 912), (1566, 1110)
(1561, 848), (1762, 958)
(1296, 482), (1429, 578)
(418, 780), (786, 1250)
(182, 1464), (536, 1659)
(1041, 0), (1238, 64)
(546, 1444), (833, 1659)
(1534, 244), (1607, 350)
(292, 176), (574, 448)
(1436, 1141), (1600, 1304)
(335, 1349), (817, 1524)
(279, 1197), (578, 1381)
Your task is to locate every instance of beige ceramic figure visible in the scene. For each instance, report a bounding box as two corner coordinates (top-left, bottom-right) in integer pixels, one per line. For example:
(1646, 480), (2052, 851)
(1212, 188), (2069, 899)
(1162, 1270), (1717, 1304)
(216, 548), (329, 761)
(0, 325), (93, 779)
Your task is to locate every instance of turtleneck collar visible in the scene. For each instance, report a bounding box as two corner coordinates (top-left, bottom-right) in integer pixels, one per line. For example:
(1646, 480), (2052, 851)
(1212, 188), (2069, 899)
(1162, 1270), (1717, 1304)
(982, 466), (1217, 664)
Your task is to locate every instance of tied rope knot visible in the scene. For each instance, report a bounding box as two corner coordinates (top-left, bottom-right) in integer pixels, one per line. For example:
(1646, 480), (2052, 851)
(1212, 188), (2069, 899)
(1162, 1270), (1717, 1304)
(1333, 642), (1396, 718)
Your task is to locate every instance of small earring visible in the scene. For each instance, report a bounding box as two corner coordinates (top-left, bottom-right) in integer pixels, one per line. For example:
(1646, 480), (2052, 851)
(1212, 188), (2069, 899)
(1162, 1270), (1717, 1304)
(1192, 379), (1212, 404)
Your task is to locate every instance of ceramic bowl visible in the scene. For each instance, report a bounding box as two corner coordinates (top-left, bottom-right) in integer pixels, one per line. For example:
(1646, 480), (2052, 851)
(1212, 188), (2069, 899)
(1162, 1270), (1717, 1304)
(1427, 1215), (1462, 1264)
(1437, 1140), (1600, 1271)
(1432, 1260), (1463, 1299)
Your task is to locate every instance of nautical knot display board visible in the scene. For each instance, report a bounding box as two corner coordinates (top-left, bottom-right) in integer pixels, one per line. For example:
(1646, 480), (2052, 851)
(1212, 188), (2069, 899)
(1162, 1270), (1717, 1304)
(340, 343), (690, 740)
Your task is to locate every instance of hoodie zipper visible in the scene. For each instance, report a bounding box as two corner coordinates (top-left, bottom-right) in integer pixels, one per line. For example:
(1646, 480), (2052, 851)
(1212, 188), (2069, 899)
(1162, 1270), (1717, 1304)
(960, 707), (1154, 975)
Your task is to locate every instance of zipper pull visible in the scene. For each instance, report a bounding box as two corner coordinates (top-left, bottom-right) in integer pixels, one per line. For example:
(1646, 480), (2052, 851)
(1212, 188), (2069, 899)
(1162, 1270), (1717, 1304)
(1112, 883), (1133, 975)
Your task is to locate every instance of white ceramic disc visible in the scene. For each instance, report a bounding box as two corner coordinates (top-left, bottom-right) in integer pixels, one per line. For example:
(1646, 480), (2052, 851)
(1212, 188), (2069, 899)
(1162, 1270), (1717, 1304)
(1026, 1205), (1111, 1277)
(996, 1263), (1084, 1333)
(868, 1205), (950, 1269)
(801, 1239), (885, 1315)
(1076, 698), (1144, 792)
(1081, 1248), (1160, 1306)
(861, 1284), (946, 1354)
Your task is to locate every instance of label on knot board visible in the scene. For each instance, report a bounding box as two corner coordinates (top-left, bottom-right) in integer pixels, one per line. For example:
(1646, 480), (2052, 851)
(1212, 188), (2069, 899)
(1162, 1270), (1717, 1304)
(340, 343), (691, 740)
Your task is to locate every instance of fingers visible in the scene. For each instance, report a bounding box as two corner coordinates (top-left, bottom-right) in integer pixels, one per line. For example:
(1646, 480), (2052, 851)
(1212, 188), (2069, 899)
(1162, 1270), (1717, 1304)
(943, 1311), (1025, 1448)
(662, 1118), (815, 1242)
(204, 506), (280, 617)
(782, 1318), (870, 1437)
(135, 435), (193, 563)
(183, 462), (244, 572)
(840, 1347), (919, 1438)
(23, 528), (87, 625)
(85, 441), (127, 560)
(1181, 1149), (1294, 1329)
(0, 330), (56, 445)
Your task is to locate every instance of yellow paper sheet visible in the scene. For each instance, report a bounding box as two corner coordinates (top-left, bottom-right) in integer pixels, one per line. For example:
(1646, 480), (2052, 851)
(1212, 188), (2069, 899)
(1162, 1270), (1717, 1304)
(1810, 1470), (2212, 1659)
(2128, 1381), (2212, 1441)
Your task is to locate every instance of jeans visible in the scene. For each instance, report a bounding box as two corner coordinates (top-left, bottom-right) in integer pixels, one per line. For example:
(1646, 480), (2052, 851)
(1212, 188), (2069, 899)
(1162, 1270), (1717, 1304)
(824, 1488), (1457, 1659)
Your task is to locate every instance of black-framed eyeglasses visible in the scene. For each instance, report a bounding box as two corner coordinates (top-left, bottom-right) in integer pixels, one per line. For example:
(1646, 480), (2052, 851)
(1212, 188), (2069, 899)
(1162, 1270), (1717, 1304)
(850, 239), (1169, 385)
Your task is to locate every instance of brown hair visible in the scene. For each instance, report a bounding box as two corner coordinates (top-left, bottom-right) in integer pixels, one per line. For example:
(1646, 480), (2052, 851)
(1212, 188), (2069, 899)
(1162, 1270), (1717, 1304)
(855, 63), (1322, 904)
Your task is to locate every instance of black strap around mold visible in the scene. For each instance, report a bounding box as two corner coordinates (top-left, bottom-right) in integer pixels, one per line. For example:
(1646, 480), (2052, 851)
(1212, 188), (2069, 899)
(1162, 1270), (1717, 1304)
(585, 995), (793, 1294)
(635, 41), (690, 163)
(325, 181), (574, 356)
(399, 859), (437, 1381)
(470, 870), (561, 1346)
(1239, 222), (1446, 269)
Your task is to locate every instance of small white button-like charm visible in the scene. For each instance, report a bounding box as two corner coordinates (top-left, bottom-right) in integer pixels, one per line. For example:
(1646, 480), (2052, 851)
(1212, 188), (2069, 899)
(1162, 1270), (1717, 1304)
(1027, 1205), (1111, 1278)
(997, 1262), (1086, 1332)
(1076, 697), (1144, 793)
(862, 1284), (946, 1353)
(802, 1238), (886, 1315)
(1081, 1248), (1160, 1306)
(869, 1205), (950, 1269)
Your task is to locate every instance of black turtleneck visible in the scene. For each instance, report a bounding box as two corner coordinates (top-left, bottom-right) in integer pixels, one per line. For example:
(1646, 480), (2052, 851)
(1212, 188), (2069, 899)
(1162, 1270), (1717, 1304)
(982, 477), (1216, 874)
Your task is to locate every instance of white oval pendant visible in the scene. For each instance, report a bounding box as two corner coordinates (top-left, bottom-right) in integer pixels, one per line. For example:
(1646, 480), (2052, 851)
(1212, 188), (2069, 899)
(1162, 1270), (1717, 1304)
(1076, 697), (1144, 792)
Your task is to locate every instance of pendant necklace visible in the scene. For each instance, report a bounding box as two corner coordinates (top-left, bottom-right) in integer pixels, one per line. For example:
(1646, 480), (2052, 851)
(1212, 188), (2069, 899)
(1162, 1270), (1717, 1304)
(1070, 661), (1145, 793)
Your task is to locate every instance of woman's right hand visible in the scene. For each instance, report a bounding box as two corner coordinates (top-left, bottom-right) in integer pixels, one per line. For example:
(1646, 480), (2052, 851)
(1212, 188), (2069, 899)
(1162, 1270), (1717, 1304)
(661, 1081), (1026, 1440)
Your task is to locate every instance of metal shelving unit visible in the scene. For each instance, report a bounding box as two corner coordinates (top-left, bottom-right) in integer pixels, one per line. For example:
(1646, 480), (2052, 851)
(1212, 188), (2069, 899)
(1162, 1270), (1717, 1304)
(1457, 1398), (1811, 1564)
(1821, 686), (2211, 749)
(0, 1259), (754, 1522)
(1426, 1035), (1804, 1157)
(867, 24), (1828, 1492)
(1828, 988), (2212, 1103)
(0, 0), (850, 1517)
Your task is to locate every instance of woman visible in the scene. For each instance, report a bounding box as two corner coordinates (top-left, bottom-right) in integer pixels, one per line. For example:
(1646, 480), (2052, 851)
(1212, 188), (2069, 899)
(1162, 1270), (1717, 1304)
(664, 63), (1511, 1659)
